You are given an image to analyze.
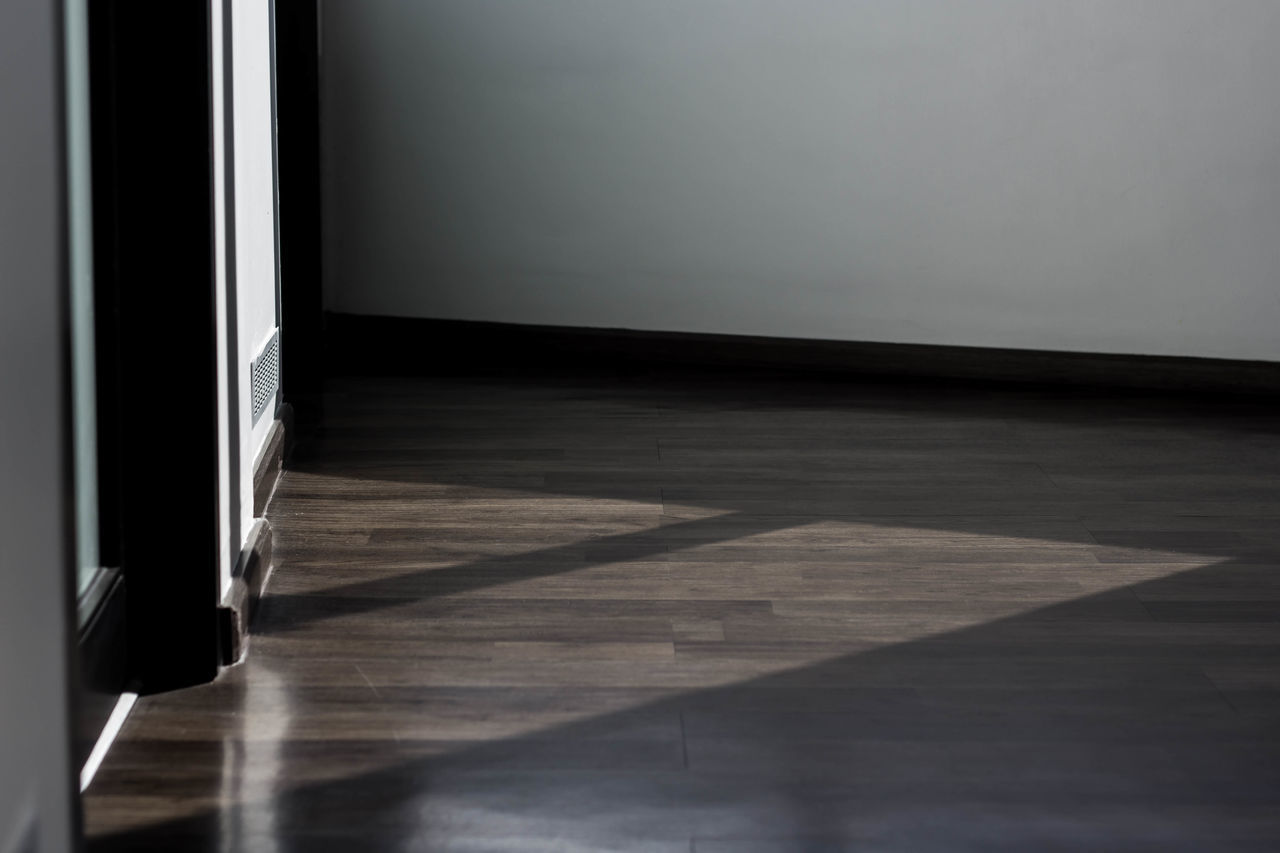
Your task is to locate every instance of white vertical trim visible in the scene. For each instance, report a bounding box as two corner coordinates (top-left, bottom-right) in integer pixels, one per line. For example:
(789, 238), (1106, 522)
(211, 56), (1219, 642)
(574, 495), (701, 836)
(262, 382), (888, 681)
(211, 0), (236, 599)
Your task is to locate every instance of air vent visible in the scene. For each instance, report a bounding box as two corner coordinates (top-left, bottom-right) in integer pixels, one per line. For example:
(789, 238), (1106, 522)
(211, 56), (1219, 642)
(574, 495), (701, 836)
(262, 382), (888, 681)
(250, 329), (280, 425)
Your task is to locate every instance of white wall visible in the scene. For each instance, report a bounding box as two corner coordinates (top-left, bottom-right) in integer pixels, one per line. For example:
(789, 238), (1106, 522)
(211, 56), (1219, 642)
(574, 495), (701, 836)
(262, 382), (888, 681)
(322, 0), (1280, 361)
(232, 0), (281, 565)
(214, 0), (280, 595)
(0, 0), (77, 849)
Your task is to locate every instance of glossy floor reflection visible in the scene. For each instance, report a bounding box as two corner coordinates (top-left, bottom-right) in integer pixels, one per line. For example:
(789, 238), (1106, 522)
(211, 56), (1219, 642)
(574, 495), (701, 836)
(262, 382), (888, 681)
(84, 370), (1280, 851)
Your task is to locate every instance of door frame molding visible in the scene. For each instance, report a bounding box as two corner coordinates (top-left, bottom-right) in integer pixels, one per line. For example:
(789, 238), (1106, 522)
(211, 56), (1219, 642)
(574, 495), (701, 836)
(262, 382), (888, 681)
(87, 0), (224, 695)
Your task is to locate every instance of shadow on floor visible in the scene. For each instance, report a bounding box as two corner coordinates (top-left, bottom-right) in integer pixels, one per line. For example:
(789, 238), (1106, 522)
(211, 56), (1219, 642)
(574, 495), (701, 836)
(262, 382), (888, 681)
(89, 555), (1280, 852)
(88, 371), (1280, 851)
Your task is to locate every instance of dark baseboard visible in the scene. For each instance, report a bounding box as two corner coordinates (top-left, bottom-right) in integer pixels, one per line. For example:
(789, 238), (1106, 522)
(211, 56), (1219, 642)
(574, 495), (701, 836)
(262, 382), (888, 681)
(75, 571), (129, 768)
(218, 518), (273, 665)
(252, 405), (291, 518)
(279, 400), (297, 462)
(220, 408), (290, 665)
(326, 313), (1280, 397)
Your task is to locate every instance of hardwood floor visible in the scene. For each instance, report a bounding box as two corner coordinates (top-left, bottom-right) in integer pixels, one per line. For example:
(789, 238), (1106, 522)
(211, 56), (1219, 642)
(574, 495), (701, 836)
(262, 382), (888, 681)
(84, 369), (1280, 851)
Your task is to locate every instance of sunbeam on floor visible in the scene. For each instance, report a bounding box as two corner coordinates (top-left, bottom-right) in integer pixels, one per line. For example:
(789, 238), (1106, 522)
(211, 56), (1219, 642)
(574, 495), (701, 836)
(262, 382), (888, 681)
(84, 371), (1280, 852)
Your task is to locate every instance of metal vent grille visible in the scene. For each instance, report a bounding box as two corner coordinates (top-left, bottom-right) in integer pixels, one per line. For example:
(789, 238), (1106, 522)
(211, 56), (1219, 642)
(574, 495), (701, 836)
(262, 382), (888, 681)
(250, 329), (280, 425)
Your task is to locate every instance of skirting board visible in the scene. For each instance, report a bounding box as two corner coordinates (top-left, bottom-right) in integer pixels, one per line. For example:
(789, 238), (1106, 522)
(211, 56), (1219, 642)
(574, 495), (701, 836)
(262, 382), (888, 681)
(219, 408), (291, 665)
(218, 518), (273, 665)
(325, 312), (1280, 396)
(253, 404), (293, 517)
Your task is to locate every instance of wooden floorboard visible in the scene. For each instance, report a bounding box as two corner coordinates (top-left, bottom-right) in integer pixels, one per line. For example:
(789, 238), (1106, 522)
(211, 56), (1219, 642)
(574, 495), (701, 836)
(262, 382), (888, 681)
(84, 370), (1280, 851)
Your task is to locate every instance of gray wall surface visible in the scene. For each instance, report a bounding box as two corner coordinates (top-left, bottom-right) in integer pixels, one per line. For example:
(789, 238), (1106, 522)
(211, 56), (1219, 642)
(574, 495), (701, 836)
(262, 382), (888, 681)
(0, 0), (78, 851)
(322, 0), (1280, 361)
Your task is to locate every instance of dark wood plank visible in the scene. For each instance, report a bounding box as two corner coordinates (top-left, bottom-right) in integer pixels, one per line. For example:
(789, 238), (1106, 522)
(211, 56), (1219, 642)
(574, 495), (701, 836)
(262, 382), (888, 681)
(85, 369), (1280, 851)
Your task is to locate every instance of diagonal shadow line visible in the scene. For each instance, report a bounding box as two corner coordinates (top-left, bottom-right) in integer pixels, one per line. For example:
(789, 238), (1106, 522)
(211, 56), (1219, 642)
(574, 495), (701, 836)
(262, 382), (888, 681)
(88, 370), (1280, 848)
(89, 553), (1280, 851)
(256, 511), (808, 634)
(258, 489), (1274, 636)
